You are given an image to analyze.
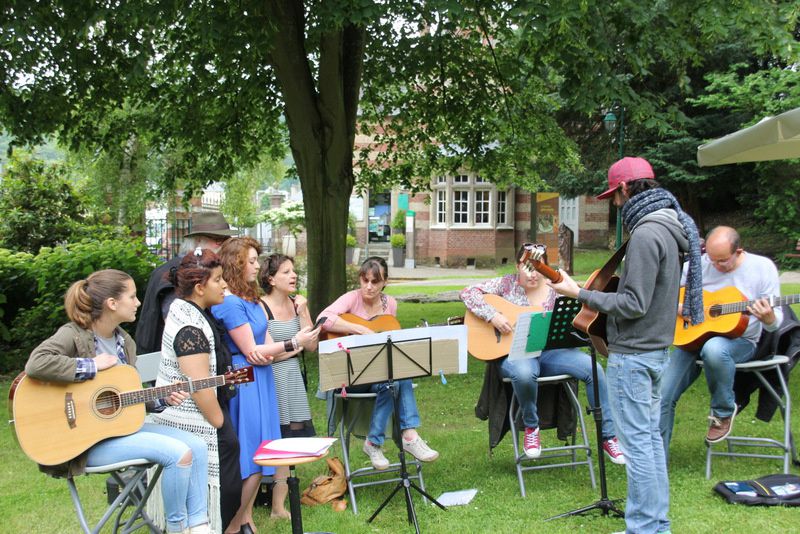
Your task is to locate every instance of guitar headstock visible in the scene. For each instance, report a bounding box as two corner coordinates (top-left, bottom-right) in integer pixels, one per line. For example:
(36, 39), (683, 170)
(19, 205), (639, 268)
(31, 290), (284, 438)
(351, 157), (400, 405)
(224, 366), (255, 385)
(518, 243), (563, 283)
(519, 244), (547, 277)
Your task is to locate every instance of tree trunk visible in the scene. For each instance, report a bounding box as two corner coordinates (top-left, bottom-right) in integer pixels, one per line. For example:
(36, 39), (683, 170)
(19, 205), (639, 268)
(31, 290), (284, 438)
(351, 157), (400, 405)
(267, 0), (365, 318)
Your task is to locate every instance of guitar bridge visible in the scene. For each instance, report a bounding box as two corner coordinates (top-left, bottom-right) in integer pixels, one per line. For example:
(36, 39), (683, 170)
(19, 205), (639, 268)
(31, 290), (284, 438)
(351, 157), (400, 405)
(64, 393), (76, 429)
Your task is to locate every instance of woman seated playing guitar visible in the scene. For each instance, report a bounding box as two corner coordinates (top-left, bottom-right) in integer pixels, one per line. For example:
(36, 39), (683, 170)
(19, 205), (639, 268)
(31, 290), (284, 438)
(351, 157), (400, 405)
(317, 256), (439, 470)
(24, 269), (212, 534)
(460, 244), (625, 464)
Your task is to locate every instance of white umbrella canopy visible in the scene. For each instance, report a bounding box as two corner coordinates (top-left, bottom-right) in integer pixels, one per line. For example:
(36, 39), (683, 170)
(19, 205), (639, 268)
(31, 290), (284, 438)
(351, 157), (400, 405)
(697, 107), (800, 167)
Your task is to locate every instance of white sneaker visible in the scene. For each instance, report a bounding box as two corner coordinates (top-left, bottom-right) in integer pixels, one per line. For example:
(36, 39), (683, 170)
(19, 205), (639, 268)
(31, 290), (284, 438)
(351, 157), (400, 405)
(402, 436), (439, 462)
(188, 524), (212, 534)
(363, 440), (390, 470)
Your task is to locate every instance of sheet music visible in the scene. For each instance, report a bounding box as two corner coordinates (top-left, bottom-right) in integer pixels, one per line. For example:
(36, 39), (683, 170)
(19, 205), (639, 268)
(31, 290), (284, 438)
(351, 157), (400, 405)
(507, 312), (541, 361)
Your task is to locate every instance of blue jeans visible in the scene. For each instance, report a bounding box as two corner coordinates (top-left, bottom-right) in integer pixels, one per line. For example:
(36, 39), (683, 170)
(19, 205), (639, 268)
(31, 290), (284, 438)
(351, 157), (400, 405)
(499, 349), (616, 439)
(87, 422), (209, 533)
(607, 349), (671, 534)
(350, 379), (421, 446)
(659, 336), (756, 452)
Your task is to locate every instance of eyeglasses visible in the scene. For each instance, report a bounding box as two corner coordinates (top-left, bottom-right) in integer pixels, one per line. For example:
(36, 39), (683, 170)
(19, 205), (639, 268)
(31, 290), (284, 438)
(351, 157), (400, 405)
(710, 250), (740, 267)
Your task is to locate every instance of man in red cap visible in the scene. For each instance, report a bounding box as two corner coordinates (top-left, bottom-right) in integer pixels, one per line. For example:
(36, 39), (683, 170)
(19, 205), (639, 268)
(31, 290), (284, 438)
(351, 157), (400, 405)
(549, 157), (703, 534)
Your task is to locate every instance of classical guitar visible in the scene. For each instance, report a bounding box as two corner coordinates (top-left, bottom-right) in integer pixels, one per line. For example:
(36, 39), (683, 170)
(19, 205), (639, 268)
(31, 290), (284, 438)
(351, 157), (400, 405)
(569, 242), (628, 356)
(503, 242), (623, 356)
(320, 313), (401, 341)
(9, 365), (254, 466)
(464, 245), (552, 361)
(673, 286), (800, 351)
(464, 295), (543, 360)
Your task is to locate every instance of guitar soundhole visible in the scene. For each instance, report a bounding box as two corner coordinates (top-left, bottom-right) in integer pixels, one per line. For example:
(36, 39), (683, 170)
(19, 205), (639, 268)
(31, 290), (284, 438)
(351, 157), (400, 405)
(94, 389), (122, 418)
(709, 305), (722, 318)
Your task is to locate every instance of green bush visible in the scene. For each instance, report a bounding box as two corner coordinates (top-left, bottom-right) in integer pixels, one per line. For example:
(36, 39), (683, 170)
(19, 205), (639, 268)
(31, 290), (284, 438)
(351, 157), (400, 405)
(390, 233), (406, 249)
(346, 264), (361, 290)
(0, 239), (158, 373)
(0, 152), (85, 253)
(0, 249), (36, 343)
(345, 234), (358, 248)
(391, 209), (406, 232)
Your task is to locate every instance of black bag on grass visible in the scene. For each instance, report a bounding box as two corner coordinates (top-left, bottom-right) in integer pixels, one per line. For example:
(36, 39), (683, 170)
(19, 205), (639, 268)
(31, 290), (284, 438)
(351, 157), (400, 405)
(714, 473), (800, 506)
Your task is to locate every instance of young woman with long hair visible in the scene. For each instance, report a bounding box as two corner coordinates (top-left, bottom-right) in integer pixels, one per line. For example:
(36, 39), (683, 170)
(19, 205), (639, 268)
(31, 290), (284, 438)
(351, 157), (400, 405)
(151, 249), (244, 534)
(317, 256), (439, 470)
(25, 269), (212, 534)
(211, 237), (318, 529)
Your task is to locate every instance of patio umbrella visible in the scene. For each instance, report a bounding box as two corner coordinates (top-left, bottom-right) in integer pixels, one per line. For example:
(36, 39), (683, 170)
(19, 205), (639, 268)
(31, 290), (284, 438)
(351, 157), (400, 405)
(697, 107), (800, 167)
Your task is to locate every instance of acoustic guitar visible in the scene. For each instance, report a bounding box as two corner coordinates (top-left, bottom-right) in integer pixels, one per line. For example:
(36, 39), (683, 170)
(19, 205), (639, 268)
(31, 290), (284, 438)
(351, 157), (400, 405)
(505, 242), (625, 356)
(320, 313), (401, 341)
(464, 245), (554, 361)
(673, 286), (800, 351)
(9, 365), (254, 466)
(464, 295), (543, 360)
(570, 243), (628, 356)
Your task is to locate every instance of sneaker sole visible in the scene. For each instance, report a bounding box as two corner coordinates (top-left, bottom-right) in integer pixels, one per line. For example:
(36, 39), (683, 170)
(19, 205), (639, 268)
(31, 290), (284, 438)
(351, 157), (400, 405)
(604, 452), (626, 465)
(523, 449), (541, 459)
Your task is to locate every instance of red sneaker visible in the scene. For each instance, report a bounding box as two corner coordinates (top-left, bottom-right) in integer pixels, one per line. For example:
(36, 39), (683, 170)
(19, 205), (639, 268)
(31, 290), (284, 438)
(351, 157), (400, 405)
(602, 437), (626, 465)
(523, 427), (541, 459)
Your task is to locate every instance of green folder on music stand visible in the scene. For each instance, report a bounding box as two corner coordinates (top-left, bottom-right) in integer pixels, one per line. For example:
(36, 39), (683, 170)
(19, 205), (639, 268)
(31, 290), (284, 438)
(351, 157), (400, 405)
(525, 297), (584, 352)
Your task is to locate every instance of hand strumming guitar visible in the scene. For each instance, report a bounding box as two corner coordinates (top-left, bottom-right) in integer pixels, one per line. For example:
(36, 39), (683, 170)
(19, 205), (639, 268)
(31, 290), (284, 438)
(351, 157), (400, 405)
(489, 313), (513, 335)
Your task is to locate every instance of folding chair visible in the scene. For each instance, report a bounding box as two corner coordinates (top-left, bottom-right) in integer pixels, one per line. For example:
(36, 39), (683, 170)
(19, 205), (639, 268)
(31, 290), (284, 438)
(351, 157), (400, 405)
(703, 318), (800, 479)
(333, 386), (426, 514)
(67, 351), (164, 533)
(505, 375), (596, 497)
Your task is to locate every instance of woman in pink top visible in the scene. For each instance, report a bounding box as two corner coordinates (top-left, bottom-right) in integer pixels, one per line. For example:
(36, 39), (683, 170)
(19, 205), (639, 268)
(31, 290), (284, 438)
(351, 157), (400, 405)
(317, 256), (439, 470)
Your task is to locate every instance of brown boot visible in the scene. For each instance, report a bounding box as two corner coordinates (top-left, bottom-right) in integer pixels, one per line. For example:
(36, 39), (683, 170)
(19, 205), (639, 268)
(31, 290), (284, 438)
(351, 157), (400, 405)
(706, 405), (737, 444)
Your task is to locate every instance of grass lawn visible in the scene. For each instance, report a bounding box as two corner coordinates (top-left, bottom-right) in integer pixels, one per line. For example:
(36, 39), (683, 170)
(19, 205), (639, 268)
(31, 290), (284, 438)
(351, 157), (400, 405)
(3, 287), (799, 533)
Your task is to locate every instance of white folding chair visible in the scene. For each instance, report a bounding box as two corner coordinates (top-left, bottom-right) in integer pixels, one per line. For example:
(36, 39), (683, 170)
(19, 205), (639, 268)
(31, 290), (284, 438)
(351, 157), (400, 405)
(333, 386), (426, 514)
(505, 375), (596, 497)
(703, 354), (796, 479)
(67, 351), (164, 533)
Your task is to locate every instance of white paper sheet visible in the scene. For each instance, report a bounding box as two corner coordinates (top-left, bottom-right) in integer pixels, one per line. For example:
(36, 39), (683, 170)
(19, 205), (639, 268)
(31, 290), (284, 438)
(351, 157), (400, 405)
(435, 488), (478, 507)
(507, 312), (541, 361)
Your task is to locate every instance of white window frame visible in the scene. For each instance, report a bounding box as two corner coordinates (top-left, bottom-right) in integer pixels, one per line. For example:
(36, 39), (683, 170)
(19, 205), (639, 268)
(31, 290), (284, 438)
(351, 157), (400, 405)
(452, 189), (470, 225)
(430, 173), (514, 229)
(474, 189), (491, 225)
(435, 189), (447, 225)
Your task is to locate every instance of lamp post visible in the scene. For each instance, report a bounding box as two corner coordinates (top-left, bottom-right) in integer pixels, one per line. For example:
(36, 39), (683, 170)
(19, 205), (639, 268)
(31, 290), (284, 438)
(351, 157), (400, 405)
(603, 107), (624, 249)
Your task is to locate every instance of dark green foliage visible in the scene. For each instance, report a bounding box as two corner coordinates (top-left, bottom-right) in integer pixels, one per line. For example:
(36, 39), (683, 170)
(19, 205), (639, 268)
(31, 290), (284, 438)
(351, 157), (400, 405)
(0, 239), (158, 373)
(0, 249), (35, 343)
(391, 209), (406, 232)
(0, 152), (85, 253)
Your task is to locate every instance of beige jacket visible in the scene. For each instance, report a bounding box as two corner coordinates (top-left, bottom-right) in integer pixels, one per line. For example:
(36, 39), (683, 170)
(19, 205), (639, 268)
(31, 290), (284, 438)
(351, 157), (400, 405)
(24, 322), (137, 477)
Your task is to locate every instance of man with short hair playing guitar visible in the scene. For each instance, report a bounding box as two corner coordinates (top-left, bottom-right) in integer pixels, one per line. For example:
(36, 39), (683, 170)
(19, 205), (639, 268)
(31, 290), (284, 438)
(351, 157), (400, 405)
(660, 225), (783, 453)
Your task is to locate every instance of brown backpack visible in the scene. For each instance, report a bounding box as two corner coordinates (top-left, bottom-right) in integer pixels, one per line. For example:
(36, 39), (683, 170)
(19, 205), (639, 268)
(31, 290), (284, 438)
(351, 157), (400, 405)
(300, 456), (347, 506)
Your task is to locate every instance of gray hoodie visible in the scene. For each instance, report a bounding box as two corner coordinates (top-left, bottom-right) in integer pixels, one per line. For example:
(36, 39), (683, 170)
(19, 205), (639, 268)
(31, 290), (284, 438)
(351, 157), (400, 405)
(578, 208), (689, 354)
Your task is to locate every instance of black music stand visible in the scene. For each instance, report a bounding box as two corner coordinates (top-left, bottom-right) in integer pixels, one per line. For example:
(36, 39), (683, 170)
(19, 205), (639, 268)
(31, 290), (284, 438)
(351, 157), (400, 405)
(540, 298), (624, 521)
(342, 335), (446, 534)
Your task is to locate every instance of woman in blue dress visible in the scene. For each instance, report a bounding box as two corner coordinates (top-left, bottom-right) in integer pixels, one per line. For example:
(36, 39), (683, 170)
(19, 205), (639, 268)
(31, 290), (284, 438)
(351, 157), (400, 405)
(212, 237), (318, 528)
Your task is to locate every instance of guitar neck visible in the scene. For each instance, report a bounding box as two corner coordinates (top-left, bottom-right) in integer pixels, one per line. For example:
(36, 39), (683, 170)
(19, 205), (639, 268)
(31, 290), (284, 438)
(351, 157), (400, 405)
(535, 263), (563, 284)
(717, 294), (800, 316)
(119, 376), (225, 407)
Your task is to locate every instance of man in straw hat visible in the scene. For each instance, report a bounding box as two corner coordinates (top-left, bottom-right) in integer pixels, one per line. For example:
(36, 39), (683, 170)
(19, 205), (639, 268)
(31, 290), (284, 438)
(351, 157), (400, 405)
(135, 211), (237, 354)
